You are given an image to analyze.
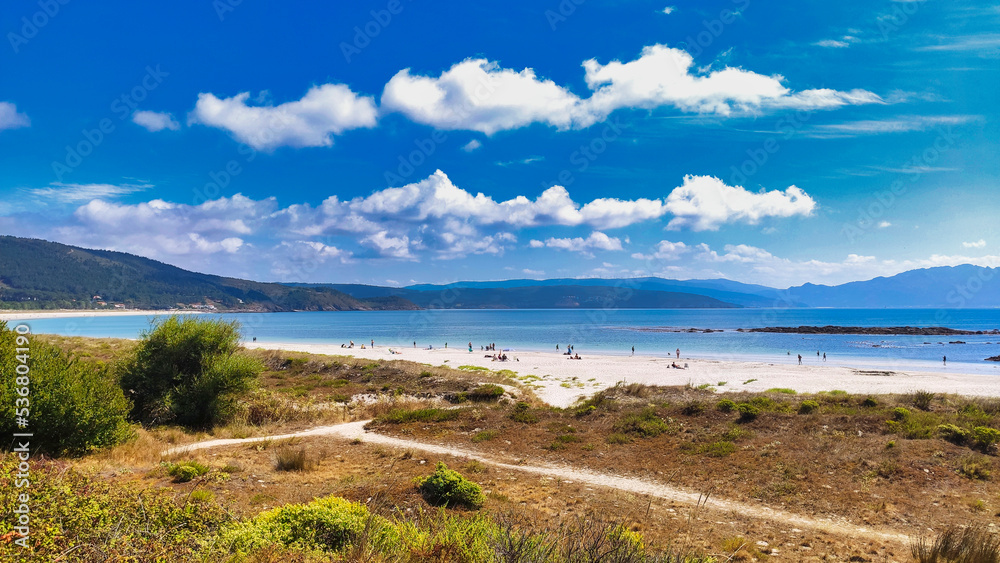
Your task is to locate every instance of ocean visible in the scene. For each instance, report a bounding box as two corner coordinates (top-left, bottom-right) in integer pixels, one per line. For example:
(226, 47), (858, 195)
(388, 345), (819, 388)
(7, 308), (1000, 375)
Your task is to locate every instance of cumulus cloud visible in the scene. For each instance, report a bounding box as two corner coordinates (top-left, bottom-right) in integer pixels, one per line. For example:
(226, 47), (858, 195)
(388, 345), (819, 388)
(661, 6), (675, 14)
(663, 175), (816, 231)
(132, 110), (180, 132)
(27, 182), (152, 203)
(631, 240), (688, 261)
(461, 139), (482, 152)
(0, 102), (30, 131)
(381, 45), (881, 133)
(190, 84), (378, 150)
(963, 239), (986, 249)
(529, 232), (623, 257)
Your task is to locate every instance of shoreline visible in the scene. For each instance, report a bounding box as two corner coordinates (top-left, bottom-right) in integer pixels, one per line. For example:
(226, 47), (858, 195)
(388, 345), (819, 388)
(0, 310), (205, 322)
(246, 342), (1000, 408)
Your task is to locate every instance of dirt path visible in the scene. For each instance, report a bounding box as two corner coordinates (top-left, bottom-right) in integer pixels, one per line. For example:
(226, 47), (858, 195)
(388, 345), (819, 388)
(165, 421), (912, 546)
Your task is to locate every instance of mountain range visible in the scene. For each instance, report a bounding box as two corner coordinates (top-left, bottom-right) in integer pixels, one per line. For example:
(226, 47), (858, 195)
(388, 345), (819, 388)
(1, 236), (997, 311)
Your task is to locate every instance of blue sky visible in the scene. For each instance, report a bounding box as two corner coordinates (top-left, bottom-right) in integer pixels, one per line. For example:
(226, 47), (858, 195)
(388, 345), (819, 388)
(0, 0), (997, 288)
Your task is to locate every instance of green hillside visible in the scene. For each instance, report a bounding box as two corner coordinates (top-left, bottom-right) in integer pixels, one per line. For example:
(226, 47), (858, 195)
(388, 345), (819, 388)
(0, 236), (417, 311)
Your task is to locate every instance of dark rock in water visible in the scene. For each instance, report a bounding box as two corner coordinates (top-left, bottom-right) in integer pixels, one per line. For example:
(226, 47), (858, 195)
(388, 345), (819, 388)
(742, 326), (1000, 336)
(987, 356), (1000, 362)
(949, 341), (967, 344)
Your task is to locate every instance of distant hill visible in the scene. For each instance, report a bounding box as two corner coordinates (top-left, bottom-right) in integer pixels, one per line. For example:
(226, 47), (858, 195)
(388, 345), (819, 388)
(785, 265), (1000, 308)
(293, 283), (740, 309)
(0, 236), (418, 311)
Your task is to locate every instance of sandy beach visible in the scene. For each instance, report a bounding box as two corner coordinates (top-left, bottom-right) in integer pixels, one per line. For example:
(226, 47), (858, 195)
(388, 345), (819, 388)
(246, 341), (1000, 408)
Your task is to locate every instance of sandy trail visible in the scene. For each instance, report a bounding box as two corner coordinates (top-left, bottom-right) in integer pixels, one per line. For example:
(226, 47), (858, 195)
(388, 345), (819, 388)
(165, 420), (911, 546)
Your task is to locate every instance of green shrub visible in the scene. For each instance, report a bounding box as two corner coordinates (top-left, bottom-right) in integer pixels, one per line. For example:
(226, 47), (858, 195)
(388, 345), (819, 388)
(937, 424), (969, 445)
(798, 400), (819, 414)
(219, 495), (377, 554)
(0, 323), (133, 456)
(415, 463), (485, 510)
(766, 388), (796, 395)
(117, 316), (261, 428)
(467, 384), (505, 401)
(892, 407), (911, 421)
(973, 426), (1000, 450)
(614, 407), (672, 438)
(166, 461), (210, 483)
(606, 433), (631, 444)
(509, 402), (539, 424)
(736, 403), (760, 423)
(861, 396), (878, 408)
(471, 430), (499, 443)
(701, 440), (736, 457)
(716, 399), (737, 413)
(913, 525), (1000, 563)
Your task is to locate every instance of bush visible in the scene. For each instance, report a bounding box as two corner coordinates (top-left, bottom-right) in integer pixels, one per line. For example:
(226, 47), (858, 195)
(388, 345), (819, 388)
(614, 407), (672, 438)
(937, 424), (969, 445)
(716, 399), (737, 413)
(973, 426), (1000, 450)
(912, 390), (935, 411)
(736, 403), (760, 423)
(681, 401), (705, 416)
(166, 461), (210, 483)
(415, 462), (485, 510)
(892, 407), (911, 421)
(117, 316), (261, 428)
(219, 495), (377, 555)
(861, 396), (878, 408)
(467, 384), (505, 401)
(472, 430), (499, 443)
(0, 322), (133, 456)
(798, 400), (819, 414)
(701, 440), (736, 457)
(509, 402), (539, 424)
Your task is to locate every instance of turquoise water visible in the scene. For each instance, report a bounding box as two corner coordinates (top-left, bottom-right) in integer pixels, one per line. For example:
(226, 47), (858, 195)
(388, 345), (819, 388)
(7, 308), (1000, 375)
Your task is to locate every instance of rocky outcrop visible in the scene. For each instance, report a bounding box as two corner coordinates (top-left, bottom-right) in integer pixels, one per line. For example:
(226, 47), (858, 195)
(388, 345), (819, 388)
(738, 326), (999, 336)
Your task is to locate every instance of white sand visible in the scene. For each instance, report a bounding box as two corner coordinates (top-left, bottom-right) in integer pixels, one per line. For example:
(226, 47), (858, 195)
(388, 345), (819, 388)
(0, 310), (202, 322)
(246, 342), (1000, 408)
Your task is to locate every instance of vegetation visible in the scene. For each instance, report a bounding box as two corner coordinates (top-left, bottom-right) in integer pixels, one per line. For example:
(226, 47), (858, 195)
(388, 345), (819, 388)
(117, 316), (261, 428)
(0, 235), (416, 311)
(415, 462), (486, 510)
(0, 322), (132, 456)
(913, 525), (1000, 562)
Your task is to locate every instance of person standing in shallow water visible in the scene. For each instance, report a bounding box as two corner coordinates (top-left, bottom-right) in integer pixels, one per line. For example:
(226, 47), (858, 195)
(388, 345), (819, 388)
(798, 354), (802, 365)
(676, 348), (680, 359)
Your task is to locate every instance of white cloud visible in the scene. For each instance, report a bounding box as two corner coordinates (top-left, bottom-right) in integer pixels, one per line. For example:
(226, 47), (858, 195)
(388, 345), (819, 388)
(381, 59), (583, 134)
(522, 268), (545, 276)
(190, 84), (378, 150)
(814, 40), (849, 48)
(631, 240), (688, 261)
(27, 182), (152, 203)
(381, 45), (880, 133)
(531, 232), (623, 257)
(963, 239), (986, 249)
(664, 175), (816, 231)
(878, 221), (892, 228)
(361, 231), (414, 260)
(661, 6), (675, 14)
(812, 115), (975, 137)
(132, 110), (180, 132)
(0, 102), (30, 131)
(461, 139), (482, 152)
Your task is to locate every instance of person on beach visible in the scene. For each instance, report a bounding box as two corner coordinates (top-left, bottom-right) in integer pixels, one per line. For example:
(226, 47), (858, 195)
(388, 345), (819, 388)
(371, 339), (375, 348)
(798, 354), (802, 365)
(676, 348), (680, 359)
(823, 353), (827, 361)
(631, 346), (635, 355)
(943, 355), (947, 365)
(349, 340), (354, 348)
(413, 341), (416, 348)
